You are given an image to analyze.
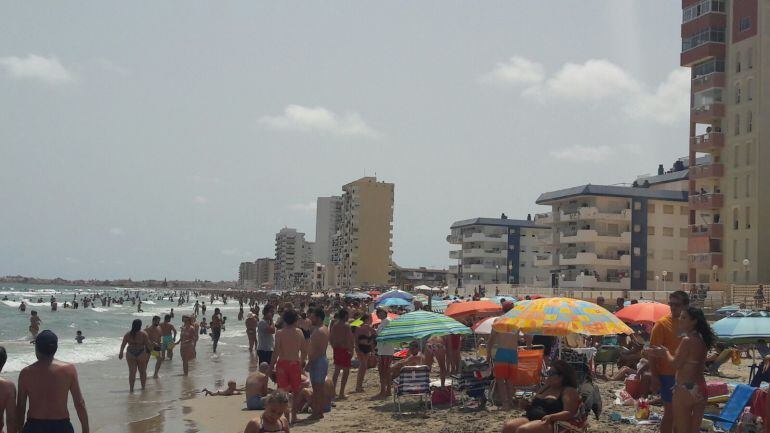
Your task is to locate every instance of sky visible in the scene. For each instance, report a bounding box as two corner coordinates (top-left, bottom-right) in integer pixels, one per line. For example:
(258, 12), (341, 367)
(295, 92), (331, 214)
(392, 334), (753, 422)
(0, 1), (690, 281)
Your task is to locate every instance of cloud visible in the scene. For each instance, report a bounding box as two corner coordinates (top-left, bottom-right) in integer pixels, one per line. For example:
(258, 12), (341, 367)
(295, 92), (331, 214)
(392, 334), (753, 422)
(538, 59), (639, 100)
(193, 195), (208, 204)
(259, 105), (380, 138)
(289, 201), (317, 212)
(0, 54), (74, 84)
(549, 145), (613, 163)
(626, 68), (690, 125)
(109, 227), (125, 236)
(479, 56), (545, 86)
(220, 249), (238, 256)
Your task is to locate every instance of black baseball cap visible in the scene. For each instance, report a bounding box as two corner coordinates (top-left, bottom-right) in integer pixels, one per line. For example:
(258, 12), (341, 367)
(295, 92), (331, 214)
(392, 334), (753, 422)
(35, 330), (58, 357)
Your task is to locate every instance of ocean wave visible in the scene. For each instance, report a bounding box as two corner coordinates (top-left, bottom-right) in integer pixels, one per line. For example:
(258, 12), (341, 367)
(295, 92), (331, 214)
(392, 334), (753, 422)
(2, 336), (122, 373)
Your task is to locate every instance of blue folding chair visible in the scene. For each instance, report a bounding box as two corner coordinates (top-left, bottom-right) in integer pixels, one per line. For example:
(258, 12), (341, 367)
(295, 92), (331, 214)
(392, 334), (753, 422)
(704, 384), (757, 431)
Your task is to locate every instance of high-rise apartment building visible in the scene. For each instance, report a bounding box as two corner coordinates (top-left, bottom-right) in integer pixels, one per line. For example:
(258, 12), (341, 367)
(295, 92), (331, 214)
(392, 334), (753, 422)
(681, 0), (766, 284)
(274, 228), (314, 290)
(238, 261), (258, 288)
(314, 196), (343, 265)
(447, 217), (552, 290)
(255, 257), (276, 289)
(336, 177), (394, 289)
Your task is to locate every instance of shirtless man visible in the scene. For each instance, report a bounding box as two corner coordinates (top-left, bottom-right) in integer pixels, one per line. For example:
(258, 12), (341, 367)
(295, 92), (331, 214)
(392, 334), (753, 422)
(210, 308), (223, 353)
(0, 346), (17, 433)
(160, 314), (176, 361)
(245, 313), (258, 353)
(16, 330), (89, 433)
(305, 307), (329, 420)
(269, 309), (307, 424)
(29, 311), (40, 340)
(487, 326), (519, 410)
(390, 340), (430, 378)
(144, 316), (163, 378)
(329, 309), (355, 400)
(245, 362), (271, 410)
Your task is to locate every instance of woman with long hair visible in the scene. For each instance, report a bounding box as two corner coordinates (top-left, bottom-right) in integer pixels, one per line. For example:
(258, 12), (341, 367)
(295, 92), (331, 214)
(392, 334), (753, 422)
(354, 314), (374, 393)
(502, 360), (581, 433)
(119, 318), (151, 392)
(647, 306), (715, 433)
(180, 315), (197, 376)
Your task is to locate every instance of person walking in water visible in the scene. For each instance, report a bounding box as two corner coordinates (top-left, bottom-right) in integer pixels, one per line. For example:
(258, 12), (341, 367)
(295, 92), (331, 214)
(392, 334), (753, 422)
(180, 315), (197, 376)
(160, 314), (176, 361)
(16, 330), (90, 433)
(144, 316), (164, 378)
(28, 311), (40, 340)
(119, 319), (151, 392)
(210, 308), (223, 353)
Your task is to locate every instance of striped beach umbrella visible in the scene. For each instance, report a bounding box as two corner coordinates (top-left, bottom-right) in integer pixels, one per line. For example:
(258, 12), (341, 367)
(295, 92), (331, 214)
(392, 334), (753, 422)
(378, 289), (414, 301)
(377, 310), (471, 345)
(492, 297), (633, 336)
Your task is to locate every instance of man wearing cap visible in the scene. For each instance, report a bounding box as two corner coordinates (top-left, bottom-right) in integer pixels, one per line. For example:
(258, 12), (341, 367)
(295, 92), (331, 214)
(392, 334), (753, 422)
(16, 330), (89, 433)
(245, 312), (258, 353)
(0, 346), (17, 433)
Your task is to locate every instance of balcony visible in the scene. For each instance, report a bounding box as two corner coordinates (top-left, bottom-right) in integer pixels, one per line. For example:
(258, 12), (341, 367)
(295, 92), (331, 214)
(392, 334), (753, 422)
(448, 265), (459, 273)
(535, 212), (554, 224)
(463, 263), (499, 273)
(688, 252), (723, 269)
(689, 193), (724, 210)
(691, 103), (725, 123)
(689, 223), (724, 238)
(559, 229), (631, 245)
(691, 72), (725, 93)
(561, 275), (630, 290)
(576, 207), (631, 222)
(534, 254), (554, 267)
(688, 236), (722, 254)
(446, 234), (462, 244)
(559, 252), (631, 267)
(690, 132), (725, 152)
(681, 42), (726, 67)
(690, 162), (724, 179)
(449, 250), (462, 260)
(463, 248), (507, 258)
(463, 232), (507, 243)
(536, 232), (554, 244)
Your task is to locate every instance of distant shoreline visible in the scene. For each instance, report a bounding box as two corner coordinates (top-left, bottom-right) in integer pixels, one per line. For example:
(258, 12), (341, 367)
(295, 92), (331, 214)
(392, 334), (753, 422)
(0, 276), (236, 289)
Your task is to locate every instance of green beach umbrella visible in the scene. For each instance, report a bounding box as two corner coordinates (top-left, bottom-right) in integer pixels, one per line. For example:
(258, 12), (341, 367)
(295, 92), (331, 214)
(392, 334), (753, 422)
(376, 310), (471, 345)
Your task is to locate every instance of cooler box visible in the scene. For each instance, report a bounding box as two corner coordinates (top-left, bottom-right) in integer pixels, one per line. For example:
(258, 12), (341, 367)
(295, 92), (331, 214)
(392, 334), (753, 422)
(625, 374), (642, 399)
(706, 381), (729, 398)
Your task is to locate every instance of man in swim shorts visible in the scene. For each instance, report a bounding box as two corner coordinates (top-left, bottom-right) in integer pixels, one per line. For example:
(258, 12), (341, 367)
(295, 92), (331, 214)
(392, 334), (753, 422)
(488, 326), (518, 411)
(269, 309), (306, 424)
(0, 346), (18, 433)
(329, 309), (354, 399)
(159, 314), (176, 361)
(650, 291), (688, 433)
(144, 316), (163, 378)
(305, 307), (329, 420)
(245, 363), (270, 410)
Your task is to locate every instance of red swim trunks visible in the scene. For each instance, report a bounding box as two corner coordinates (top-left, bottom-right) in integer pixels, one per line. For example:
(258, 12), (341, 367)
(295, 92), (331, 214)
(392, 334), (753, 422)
(333, 347), (352, 368)
(275, 360), (302, 393)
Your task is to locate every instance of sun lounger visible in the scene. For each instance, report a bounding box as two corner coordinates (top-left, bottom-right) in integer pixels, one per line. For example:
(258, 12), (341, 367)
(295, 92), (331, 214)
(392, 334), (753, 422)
(703, 383), (757, 431)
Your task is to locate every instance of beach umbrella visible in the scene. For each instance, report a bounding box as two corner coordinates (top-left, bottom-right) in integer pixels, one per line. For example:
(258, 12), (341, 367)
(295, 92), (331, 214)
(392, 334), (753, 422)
(377, 310), (471, 345)
(368, 290), (382, 296)
(492, 297), (633, 336)
(431, 299), (450, 313)
(445, 300), (502, 320)
(472, 316), (501, 335)
(344, 292), (371, 300)
(377, 297), (412, 307)
(378, 289), (414, 301)
(351, 311), (399, 327)
(716, 305), (743, 316)
(615, 302), (670, 325)
(713, 311), (770, 344)
(413, 294), (429, 303)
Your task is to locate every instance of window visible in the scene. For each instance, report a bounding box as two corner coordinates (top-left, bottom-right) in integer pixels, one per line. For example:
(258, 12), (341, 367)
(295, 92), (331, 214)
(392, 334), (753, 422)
(634, 247), (641, 256)
(683, 0), (726, 23)
(748, 47), (754, 69)
(746, 142), (752, 165)
(745, 238), (750, 259)
(747, 111), (753, 133)
(746, 206), (751, 229)
(634, 201), (642, 210)
(735, 113), (741, 135)
(733, 207), (740, 230)
(680, 206), (689, 215)
(663, 205), (674, 214)
(746, 174), (751, 197)
(740, 16), (752, 32)
(647, 204), (655, 213)
(647, 249), (655, 259)
(735, 82), (742, 103)
(633, 224), (641, 233)
(633, 270), (641, 279)
(734, 145), (740, 168)
(680, 250), (688, 261)
(732, 239), (738, 262)
(648, 226), (656, 236)
(663, 250), (674, 260)
(734, 176), (739, 198)
(692, 58), (726, 78)
(682, 28), (726, 51)
(748, 79), (753, 101)
(736, 51), (742, 73)
(733, 270), (738, 282)
(663, 227), (674, 237)
(680, 273), (689, 283)
(694, 88), (723, 108)
(680, 227), (689, 237)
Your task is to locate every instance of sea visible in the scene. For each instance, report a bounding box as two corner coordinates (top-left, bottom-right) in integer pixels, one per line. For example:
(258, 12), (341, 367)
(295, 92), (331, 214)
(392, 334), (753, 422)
(0, 283), (260, 433)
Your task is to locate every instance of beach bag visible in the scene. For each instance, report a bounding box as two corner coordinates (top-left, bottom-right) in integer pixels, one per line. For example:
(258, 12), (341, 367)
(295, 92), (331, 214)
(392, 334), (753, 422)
(431, 387), (457, 405)
(706, 381), (729, 398)
(625, 374), (643, 399)
(732, 350), (742, 365)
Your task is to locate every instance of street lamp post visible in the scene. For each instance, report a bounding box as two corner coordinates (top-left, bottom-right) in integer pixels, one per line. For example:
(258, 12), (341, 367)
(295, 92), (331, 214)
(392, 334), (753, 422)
(495, 264), (500, 284)
(712, 264), (719, 283)
(579, 272), (585, 290)
(662, 271), (668, 291)
(655, 275), (660, 290)
(743, 258), (751, 283)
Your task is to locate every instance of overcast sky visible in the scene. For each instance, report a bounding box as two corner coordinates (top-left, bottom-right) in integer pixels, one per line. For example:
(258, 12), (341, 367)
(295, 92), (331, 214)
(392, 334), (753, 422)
(0, 2), (689, 281)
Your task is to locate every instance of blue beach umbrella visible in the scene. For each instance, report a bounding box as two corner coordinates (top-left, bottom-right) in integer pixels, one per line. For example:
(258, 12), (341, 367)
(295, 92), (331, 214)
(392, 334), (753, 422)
(713, 311), (770, 344)
(378, 289), (414, 301)
(344, 292), (371, 300)
(377, 297), (412, 307)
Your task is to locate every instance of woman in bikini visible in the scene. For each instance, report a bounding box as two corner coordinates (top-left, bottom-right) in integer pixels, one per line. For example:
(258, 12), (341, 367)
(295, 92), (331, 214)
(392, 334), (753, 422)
(425, 335), (448, 388)
(180, 315), (198, 376)
(119, 319), (151, 392)
(647, 307), (714, 433)
(354, 314), (374, 392)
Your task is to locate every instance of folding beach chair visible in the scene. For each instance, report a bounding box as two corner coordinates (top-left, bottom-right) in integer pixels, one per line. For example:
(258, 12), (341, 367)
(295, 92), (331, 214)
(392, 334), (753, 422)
(704, 384), (757, 431)
(594, 345), (621, 376)
(392, 365), (432, 414)
(488, 347), (546, 403)
(451, 357), (492, 408)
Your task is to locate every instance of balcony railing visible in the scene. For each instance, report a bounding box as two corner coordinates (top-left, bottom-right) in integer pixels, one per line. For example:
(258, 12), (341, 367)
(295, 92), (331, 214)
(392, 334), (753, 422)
(689, 193), (724, 210)
(690, 162), (724, 179)
(681, 41), (726, 67)
(559, 229), (631, 245)
(691, 71), (725, 93)
(689, 223), (723, 238)
(690, 132), (725, 152)
(688, 252), (723, 269)
(691, 103), (725, 122)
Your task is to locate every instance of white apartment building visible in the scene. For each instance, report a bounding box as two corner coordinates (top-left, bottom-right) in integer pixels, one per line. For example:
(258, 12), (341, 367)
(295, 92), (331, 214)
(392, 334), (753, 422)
(447, 217), (552, 290)
(314, 196), (343, 266)
(274, 228), (314, 290)
(534, 185), (689, 290)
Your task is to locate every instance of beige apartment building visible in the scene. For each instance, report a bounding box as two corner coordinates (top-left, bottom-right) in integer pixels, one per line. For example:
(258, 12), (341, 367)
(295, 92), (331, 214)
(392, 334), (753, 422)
(274, 228), (314, 290)
(334, 176), (394, 289)
(255, 257), (275, 289)
(680, 0), (769, 284)
(238, 261), (257, 288)
(535, 184), (689, 291)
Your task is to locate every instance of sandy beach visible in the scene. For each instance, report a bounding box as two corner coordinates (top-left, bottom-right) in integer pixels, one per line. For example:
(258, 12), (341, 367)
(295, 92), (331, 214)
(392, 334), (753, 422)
(182, 356), (757, 433)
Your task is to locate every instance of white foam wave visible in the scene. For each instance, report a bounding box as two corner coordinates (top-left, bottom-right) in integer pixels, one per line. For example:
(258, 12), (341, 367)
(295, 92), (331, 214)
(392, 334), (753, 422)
(2, 336), (122, 373)
(91, 307), (110, 312)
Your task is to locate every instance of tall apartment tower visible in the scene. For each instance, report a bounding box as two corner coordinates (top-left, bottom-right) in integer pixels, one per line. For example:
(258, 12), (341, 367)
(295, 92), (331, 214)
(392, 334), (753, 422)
(314, 196), (343, 265)
(336, 177), (394, 289)
(238, 261), (258, 288)
(682, 0), (765, 284)
(255, 257), (276, 289)
(274, 228), (314, 290)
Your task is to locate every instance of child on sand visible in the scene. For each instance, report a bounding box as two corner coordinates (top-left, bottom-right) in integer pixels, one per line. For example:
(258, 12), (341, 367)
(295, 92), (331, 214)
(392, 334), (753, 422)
(203, 379), (243, 396)
(244, 390), (290, 433)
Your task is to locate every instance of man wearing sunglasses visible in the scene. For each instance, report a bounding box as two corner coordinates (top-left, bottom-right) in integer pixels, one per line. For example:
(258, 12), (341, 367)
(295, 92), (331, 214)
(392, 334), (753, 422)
(649, 290), (689, 433)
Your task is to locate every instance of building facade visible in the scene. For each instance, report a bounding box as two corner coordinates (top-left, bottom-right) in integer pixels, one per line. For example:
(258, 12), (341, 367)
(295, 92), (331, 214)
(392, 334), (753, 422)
(274, 228), (314, 290)
(447, 217), (552, 290)
(238, 261), (258, 288)
(255, 257), (276, 289)
(314, 196), (343, 266)
(534, 185), (689, 290)
(335, 177), (394, 289)
(681, 0), (768, 284)
(390, 265), (448, 289)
